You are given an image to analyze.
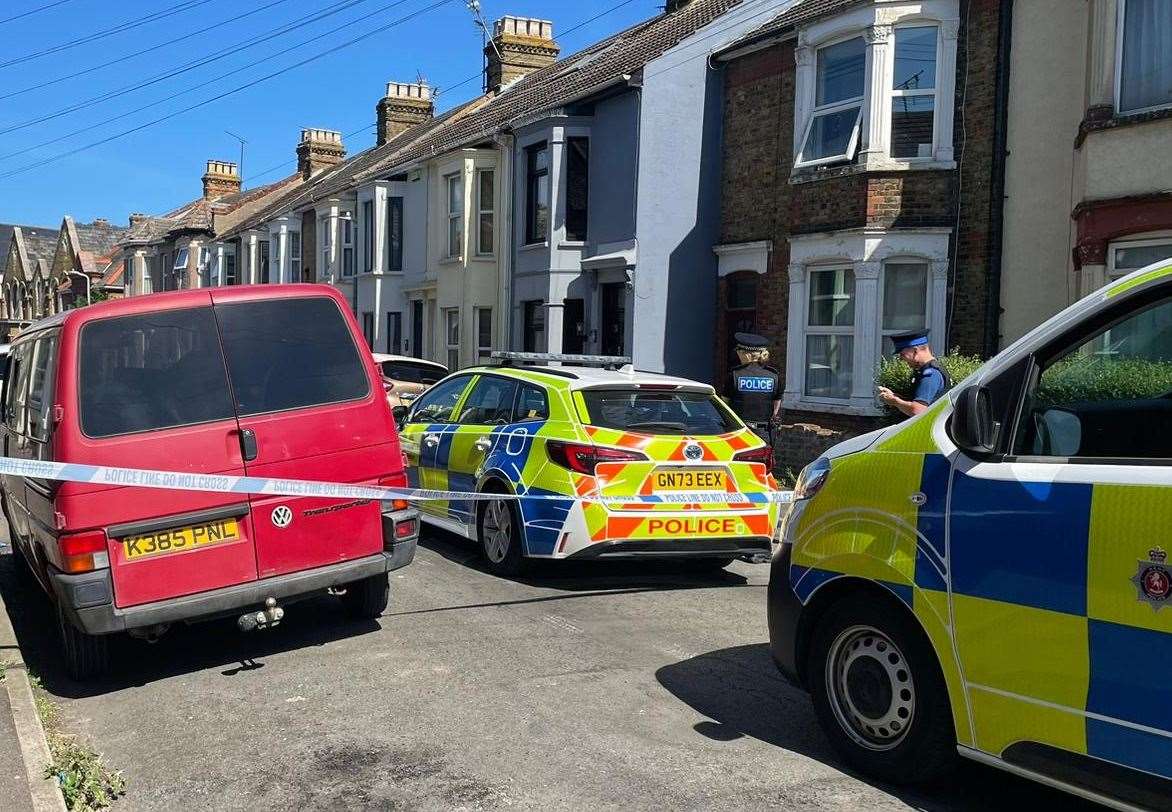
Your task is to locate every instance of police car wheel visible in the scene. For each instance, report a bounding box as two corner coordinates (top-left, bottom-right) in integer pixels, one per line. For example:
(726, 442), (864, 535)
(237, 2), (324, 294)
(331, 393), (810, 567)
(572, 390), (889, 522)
(478, 497), (528, 576)
(808, 593), (956, 784)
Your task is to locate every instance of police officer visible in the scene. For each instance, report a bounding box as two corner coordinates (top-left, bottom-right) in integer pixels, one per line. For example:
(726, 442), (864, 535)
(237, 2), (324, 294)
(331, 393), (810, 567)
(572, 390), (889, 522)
(877, 329), (951, 417)
(728, 332), (782, 443)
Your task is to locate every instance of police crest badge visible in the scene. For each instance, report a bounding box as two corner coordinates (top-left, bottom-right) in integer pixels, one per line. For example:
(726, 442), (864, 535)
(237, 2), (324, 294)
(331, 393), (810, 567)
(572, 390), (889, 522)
(1133, 547), (1171, 610)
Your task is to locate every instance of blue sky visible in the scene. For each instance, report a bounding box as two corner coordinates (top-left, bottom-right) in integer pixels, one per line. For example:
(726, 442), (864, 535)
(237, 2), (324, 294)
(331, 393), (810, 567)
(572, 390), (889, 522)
(0, 0), (661, 227)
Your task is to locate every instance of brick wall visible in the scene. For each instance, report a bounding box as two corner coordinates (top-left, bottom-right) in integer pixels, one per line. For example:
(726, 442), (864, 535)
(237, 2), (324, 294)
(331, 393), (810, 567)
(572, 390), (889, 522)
(716, 0), (1005, 472)
(773, 409), (891, 477)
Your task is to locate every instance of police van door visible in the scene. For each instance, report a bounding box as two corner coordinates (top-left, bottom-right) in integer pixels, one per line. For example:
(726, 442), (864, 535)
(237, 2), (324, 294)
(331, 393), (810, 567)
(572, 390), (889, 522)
(947, 283), (1172, 781)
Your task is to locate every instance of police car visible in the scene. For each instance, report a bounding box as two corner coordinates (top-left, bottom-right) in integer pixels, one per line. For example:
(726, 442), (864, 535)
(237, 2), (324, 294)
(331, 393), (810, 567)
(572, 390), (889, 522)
(771, 260), (1172, 807)
(396, 353), (784, 575)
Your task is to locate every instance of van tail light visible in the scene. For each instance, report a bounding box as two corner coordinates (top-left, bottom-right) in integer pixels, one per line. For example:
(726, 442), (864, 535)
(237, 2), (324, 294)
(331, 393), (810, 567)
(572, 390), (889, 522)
(58, 531), (109, 574)
(734, 445), (774, 472)
(378, 473), (410, 512)
(546, 441), (647, 475)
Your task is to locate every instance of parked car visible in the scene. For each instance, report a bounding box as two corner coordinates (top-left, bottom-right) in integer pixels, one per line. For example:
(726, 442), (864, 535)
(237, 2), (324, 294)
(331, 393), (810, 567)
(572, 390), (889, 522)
(1, 285), (419, 679)
(397, 354), (783, 575)
(373, 354), (448, 409)
(769, 259), (1172, 804)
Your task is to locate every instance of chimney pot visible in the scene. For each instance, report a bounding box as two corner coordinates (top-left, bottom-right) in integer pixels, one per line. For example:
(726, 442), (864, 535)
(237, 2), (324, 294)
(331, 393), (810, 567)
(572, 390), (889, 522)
(376, 81), (434, 146)
(296, 128), (346, 180)
(485, 15), (559, 94)
(129, 213), (147, 227)
(202, 159), (241, 200)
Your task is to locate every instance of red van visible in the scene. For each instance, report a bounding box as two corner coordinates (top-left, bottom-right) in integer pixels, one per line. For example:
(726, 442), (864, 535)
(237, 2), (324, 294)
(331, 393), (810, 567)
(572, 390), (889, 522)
(1, 285), (418, 679)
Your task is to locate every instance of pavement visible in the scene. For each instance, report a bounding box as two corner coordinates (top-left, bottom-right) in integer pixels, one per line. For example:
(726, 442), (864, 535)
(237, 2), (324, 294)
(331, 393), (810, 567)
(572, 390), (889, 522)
(0, 524), (1102, 811)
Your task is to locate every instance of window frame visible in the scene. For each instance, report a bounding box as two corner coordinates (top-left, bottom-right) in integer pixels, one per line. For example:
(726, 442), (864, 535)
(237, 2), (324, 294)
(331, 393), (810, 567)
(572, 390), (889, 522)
(222, 249), (237, 286)
(475, 307), (493, 359)
(362, 311), (374, 349)
(340, 215), (354, 278)
(1114, 0), (1172, 116)
(288, 231), (302, 282)
(795, 34), (867, 168)
(878, 258), (931, 353)
(259, 240), (270, 284)
(565, 136), (590, 243)
(444, 307), (460, 370)
(1107, 235), (1172, 280)
(525, 142), (550, 245)
(445, 172), (463, 260)
(803, 264), (857, 400)
(476, 168), (495, 256)
(386, 196), (404, 273)
(456, 374), (519, 426)
(362, 200), (374, 273)
(512, 382), (550, 423)
(173, 248), (190, 272)
(386, 310), (402, 354)
(407, 373), (474, 425)
(889, 24), (940, 161)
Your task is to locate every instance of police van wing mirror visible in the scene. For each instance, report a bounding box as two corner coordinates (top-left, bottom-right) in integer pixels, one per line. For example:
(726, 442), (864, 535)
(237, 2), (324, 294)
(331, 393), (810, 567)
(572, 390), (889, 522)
(392, 405), (409, 428)
(952, 386), (998, 455)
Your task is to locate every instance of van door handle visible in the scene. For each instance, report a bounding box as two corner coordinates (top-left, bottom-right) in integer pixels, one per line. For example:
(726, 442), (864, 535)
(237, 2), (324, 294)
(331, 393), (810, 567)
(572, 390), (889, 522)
(238, 429), (258, 462)
(474, 437), (492, 452)
(423, 434), (440, 449)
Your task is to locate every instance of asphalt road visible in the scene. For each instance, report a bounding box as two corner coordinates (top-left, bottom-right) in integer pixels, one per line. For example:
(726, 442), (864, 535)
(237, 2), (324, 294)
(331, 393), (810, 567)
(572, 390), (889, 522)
(0, 526), (1100, 811)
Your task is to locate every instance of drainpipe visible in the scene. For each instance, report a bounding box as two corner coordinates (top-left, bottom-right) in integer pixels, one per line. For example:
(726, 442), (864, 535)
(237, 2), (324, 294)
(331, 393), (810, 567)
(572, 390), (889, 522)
(983, 0), (1014, 358)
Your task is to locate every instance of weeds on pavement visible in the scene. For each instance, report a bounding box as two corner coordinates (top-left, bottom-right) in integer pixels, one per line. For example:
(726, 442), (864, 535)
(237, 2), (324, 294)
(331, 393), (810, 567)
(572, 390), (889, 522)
(30, 675), (126, 811)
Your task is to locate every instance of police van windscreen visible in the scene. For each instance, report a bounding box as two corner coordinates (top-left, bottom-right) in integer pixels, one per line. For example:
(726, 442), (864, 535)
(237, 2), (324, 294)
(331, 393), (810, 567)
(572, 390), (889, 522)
(579, 389), (739, 436)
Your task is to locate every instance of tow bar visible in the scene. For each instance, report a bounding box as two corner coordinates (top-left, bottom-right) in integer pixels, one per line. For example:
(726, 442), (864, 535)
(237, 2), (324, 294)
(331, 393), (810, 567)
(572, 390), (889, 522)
(238, 597), (284, 632)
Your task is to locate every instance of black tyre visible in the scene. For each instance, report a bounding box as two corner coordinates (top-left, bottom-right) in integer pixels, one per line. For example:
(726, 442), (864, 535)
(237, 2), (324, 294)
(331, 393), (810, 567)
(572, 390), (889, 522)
(478, 497), (528, 576)
(10, 543), (35, 583)
(57, 604), (110, 681)
(340, 573), (390, 619)
(807, 592), (957, 784)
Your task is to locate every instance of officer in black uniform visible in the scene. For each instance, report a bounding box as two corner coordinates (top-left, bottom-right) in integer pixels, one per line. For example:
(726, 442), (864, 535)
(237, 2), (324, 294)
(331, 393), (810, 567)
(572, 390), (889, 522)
(727, 332), (782, 444)
(877, 329), (952, 417)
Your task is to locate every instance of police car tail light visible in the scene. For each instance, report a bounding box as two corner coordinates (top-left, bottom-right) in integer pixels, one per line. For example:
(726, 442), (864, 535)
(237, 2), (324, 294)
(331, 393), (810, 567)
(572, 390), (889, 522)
(733, 445), (774, 471)
(546, 441), (647, 475)
(59, 531), (110, 574)
(793, 457), (831, 501)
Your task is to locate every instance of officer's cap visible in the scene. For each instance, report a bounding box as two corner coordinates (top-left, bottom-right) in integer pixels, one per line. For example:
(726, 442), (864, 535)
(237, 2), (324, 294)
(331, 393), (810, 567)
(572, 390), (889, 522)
(734, 332), (769, 349)
(891, 329), (931, 353)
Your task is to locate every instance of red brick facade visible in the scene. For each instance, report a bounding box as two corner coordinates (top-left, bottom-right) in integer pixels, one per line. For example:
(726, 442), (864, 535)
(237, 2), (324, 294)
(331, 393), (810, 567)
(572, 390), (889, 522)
(717, 0), (1005, 472)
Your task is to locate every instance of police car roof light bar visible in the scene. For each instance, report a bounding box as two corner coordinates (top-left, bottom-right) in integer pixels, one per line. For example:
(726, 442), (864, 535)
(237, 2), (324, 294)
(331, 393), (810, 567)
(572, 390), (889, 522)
(490, 351), (633, 370)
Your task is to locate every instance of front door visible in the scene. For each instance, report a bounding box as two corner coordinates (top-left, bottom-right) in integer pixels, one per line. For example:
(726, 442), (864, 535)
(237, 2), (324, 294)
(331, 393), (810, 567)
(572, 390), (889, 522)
(949, 290), (1172, 777)
(601, 282), (625, 357)
(213, 291), (392, 578)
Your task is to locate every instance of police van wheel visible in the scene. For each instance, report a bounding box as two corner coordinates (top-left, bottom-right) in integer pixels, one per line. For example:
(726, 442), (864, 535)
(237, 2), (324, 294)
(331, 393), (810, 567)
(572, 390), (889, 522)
(478, 498), (528, 577)
(807, 593), (956, 784)
(57, 605), (110, 681)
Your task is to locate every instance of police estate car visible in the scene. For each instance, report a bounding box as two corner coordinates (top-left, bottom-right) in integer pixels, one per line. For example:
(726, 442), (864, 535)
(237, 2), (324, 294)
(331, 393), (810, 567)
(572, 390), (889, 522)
(397, 354), (784, 575)
(771, 260), (1172, 808)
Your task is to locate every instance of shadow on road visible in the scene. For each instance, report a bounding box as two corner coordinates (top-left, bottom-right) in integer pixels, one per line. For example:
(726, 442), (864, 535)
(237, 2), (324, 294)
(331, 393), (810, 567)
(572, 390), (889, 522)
(419, 526), (763, 593)
(656, 643), (1104, 811)
(0, 552), (383, 700)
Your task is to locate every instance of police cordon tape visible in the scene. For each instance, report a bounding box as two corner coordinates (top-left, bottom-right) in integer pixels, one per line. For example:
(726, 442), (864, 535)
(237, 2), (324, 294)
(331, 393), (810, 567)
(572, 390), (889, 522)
(0, 456), (794, 506)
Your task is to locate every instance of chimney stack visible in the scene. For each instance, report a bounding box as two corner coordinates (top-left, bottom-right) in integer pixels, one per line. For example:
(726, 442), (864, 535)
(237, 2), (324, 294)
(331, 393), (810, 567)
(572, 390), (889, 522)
(296, 129), (346, 180)
(485, 16), (559, 94)
(129, 213), (148, 227)
(377, 82), (434, 146)
(664, 0), (695, 12)
(202, 160), (241, 199)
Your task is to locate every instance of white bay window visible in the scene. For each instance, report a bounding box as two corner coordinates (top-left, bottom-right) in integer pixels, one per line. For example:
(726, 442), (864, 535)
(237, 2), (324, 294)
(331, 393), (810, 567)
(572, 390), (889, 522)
(785, 229), (950, 414)
(793, 1), (959, 171)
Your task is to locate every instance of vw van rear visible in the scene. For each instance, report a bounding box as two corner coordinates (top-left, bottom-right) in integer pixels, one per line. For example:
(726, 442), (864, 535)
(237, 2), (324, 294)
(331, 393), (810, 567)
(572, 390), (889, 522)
(1, 285), (418, 679)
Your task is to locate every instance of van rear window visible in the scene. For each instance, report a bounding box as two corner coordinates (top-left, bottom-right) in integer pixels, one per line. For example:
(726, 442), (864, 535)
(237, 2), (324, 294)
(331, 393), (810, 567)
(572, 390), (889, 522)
(216, 297), (370, 416)
(578, 389), (739, 435)
(79, 308), (235, 438)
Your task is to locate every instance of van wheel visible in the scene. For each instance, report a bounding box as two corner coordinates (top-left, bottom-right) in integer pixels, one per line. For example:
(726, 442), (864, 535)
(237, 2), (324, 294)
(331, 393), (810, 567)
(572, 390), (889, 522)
(807, 592), (956, 785)
(57, 605), (110, 681)
(340, 574), (390, 619)
(478, 498), (527, 576)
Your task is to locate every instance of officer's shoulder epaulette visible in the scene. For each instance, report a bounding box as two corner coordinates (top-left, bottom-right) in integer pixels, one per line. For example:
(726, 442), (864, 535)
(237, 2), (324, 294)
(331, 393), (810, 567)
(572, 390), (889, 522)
(762, 364), (780, 374)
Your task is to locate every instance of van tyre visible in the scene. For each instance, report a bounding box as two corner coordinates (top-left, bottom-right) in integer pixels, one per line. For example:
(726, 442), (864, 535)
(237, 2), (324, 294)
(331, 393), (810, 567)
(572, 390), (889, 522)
(341, 573), (390, 619)
(807, 592), (956, 785)
(478, 498), (528, 577)
(57, 605), (110, 681)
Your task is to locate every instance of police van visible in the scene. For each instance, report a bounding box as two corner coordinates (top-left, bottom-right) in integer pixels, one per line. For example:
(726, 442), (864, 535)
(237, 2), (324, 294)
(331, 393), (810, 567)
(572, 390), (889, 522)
(770, 260), (1172, 808)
